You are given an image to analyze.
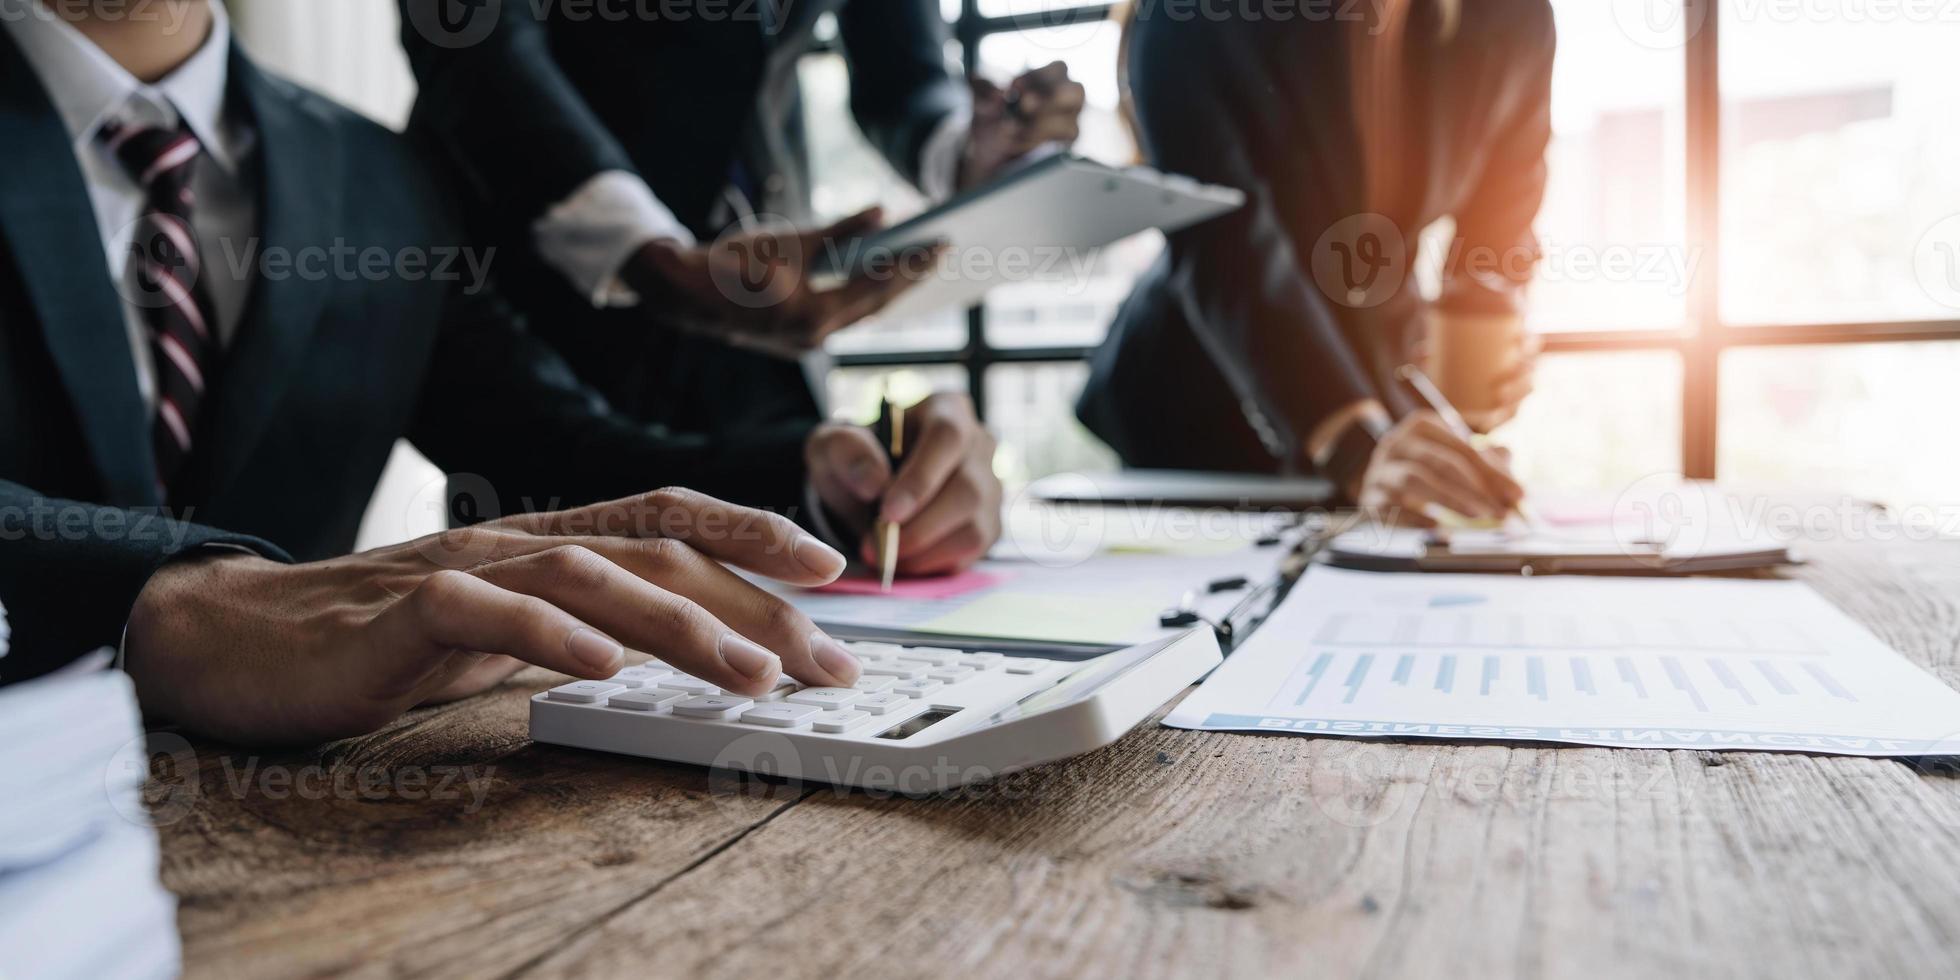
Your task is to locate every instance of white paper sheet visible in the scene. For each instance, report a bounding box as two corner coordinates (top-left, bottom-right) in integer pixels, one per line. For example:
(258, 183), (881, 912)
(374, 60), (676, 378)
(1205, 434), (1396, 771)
(0, 652), (181, 979)
(1166, 567), (1960, 756)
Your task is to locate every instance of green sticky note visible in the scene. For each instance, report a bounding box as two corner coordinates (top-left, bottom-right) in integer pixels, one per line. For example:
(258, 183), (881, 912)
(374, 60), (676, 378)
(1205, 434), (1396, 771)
(914, 591), (1167, 646)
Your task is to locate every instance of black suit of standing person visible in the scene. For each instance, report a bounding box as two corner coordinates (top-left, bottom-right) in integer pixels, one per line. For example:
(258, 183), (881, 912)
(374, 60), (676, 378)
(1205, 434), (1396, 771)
(0, 0), (899, 742)
(398, 0), (1081, 567)
(1078, 0), (1553, 523)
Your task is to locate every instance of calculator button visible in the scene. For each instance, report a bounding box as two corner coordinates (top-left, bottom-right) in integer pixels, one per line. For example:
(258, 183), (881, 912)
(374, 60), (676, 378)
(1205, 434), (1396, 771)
(927, 666), (977, 684)
(656, 676), (721, 696)
(1004, 659), (1053, 675)
(786, 688), (862, 710)
(812, 710), (873, 734)
(962, 653), (1006, 668)
(754, 678), (802, 702)
(862, 663), (928, 680)
(896, 647), (962, 665)
(848, 643), (904, 661)
(894, 679), (943, 698)
(608, 689), (686, 712)
(616, 664), (671, 680)
(741, 703), (822, 728)
(850, 675), (896, 693)
(673, 695), (752, 720)
(854, 693), (911, 715)
(547, 681), (625, 704)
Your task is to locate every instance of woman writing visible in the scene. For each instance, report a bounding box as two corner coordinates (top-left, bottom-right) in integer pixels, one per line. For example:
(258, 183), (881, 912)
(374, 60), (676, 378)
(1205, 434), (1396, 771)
(1078, 0), (1552, 522)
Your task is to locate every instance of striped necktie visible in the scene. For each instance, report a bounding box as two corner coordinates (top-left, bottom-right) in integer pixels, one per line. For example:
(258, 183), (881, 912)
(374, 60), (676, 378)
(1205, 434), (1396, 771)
(100, 120), (219, 499)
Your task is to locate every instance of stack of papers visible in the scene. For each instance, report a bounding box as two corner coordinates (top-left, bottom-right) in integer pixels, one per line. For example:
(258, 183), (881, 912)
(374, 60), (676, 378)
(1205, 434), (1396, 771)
(0, 645), (182, 979)
(1169, 567), (1960, 756)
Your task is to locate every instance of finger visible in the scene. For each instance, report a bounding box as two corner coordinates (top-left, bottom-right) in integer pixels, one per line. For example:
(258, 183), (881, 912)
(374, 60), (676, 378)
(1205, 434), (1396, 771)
(493, 488), (845, 587)
(1013, 61), (1071, 97)
(542, 537), (860, 689)
(898, 522), (994, 577)
(814, 206), (886, 246)
(894, 471), (983, 560)
(821, 242), (946, 323)
(881, 402), (975, 524)
(1492, 373), (1535, 406)
(1400, 440), (1509, 518)
(969, 75), (1004, 106)
(1359, 463), (1435, 528)
(370, 569), (625, 703)
(472, 545), (788, 696)
(811, 425), (892, 504)
(1401, 447), (1505, 519)
(1408, 416), (1526, 506)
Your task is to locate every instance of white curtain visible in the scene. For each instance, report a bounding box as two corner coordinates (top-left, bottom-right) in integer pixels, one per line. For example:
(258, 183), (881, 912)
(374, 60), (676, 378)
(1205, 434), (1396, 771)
(229, 0), (417, 129)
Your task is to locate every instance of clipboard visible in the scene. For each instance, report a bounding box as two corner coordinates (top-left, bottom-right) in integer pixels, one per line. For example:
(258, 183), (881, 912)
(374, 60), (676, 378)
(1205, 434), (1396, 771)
(1322, 525), (1796, 576)
(811, 153), (1244, 319)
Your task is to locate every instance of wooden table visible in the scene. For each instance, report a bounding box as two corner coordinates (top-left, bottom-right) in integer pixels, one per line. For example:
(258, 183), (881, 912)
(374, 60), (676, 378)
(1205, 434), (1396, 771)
(157, 527), (1960, 978)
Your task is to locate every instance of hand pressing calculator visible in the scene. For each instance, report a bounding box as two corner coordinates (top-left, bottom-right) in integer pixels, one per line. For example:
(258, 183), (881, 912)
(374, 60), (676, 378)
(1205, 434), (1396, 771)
(530, 630), (1221, 792)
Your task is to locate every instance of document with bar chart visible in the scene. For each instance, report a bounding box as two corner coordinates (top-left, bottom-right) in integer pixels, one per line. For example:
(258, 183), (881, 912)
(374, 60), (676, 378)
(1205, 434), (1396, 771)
(1165, 567), (1960, 756)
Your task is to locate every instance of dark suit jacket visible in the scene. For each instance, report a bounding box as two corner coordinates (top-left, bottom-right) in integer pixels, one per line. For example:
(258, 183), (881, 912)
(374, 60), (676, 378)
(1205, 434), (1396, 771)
(397, 0), (965, 431)
(0, 39), (812, 685)
(1077, 1), (1555, 473)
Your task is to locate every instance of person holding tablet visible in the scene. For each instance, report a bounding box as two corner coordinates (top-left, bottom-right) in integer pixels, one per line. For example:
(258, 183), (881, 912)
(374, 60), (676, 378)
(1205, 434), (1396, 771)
(1077, 0), (1550, 524)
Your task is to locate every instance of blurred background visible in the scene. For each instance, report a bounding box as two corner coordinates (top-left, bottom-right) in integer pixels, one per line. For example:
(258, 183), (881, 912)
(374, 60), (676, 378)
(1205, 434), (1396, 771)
(223, 0), (1960, 546)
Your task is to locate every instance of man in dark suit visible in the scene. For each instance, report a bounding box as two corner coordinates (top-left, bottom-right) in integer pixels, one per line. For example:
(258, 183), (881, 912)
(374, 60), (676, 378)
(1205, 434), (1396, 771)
(1078, 1), (1541, 524)
(0, 0), (971, 743)
(397, 0), (1080, 567)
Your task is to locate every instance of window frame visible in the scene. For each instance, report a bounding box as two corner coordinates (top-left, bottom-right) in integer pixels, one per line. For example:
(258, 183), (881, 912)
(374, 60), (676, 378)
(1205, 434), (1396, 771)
(827, 0), (1960, 476)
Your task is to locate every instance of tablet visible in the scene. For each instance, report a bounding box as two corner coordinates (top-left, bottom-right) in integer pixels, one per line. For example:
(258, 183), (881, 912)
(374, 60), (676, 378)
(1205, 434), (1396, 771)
(811, 154), (1244, 320)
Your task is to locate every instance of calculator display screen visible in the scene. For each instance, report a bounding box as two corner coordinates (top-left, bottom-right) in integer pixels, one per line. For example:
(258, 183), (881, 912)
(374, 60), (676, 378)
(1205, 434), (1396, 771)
(976, 637), (1172, 729)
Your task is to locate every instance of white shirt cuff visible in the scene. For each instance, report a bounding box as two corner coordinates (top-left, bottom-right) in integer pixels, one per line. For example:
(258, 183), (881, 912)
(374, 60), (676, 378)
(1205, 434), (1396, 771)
(918, 108), (972, 204)
(532, 171), (697, 309)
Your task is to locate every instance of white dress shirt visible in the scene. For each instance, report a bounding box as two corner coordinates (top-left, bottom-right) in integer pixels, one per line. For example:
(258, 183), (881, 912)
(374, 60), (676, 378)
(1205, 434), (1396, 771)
(2, 0), (255, 415)
(539, 113), (971, 308)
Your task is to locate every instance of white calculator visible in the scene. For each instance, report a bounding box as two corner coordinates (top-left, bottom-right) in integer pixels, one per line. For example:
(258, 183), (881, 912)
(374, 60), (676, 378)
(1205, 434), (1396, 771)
(529, 630), (1222, 793)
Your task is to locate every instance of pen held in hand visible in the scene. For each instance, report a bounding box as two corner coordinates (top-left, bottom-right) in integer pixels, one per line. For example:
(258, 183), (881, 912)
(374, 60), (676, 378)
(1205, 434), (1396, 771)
(1397, 364), (1535, 527)
(876, 398), (906, 592)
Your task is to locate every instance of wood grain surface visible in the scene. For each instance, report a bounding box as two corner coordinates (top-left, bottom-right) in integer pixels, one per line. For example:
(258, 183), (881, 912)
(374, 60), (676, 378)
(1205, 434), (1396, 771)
(157, 529), (1960, 980)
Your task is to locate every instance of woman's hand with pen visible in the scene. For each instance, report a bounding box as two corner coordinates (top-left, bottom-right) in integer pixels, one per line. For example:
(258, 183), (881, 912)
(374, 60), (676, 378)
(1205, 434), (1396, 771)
(805, 392), (1003, 576)
(1359, 412), (1525, 527)
(962, 61), (1087, 189)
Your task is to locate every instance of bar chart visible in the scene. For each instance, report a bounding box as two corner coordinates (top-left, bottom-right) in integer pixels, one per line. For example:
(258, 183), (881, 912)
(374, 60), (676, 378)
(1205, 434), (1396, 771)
(1169, 568), (1960, 756)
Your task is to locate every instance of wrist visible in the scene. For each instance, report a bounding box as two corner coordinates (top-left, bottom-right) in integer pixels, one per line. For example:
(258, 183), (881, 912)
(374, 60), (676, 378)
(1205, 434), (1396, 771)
(125, 551), (271, 717)
(1309, 401), (1393, 504)
(619, 238), (690, 301)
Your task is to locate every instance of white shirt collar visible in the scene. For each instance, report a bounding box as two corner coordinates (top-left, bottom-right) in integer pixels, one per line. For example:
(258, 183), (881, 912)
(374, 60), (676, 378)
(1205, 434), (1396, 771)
(2, 0), (240, 174)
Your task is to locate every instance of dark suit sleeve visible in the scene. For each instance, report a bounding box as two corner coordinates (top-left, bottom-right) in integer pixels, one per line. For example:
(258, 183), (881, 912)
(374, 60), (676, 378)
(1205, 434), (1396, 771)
(837, 0), (967, 186)
(1126, 20), (1380, 465)
(397, 1), (635, 230)
(405, 284), (816, 521)
(0, 481), (289, 686)
(1440, 20), (1555, 317)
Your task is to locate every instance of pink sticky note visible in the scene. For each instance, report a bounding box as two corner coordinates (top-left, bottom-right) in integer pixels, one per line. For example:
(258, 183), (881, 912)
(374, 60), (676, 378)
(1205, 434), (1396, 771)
(810, 568), (1007, 599)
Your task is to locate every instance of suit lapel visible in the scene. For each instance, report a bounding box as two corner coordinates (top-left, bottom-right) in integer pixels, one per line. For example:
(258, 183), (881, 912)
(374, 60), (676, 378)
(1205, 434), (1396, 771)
(0, 34), (159, 505)
(180, 49), (341, 501)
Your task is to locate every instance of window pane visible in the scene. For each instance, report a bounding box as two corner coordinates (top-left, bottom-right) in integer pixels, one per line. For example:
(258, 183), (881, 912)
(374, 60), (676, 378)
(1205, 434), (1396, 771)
(976, 22), (1160, 349)
(800, 54), (969, 354)
(1720, 5), (1960, 325)
(984, 362), (1120, 488)
(1530, 1), (1690, 332)
(825, 365), (969, 426)
(1493, 350), (1683, 490)
(1718, 343), (1960, 507)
